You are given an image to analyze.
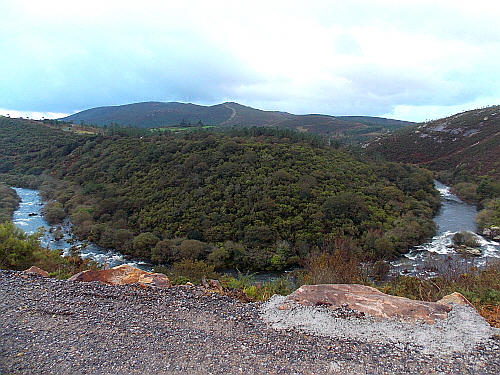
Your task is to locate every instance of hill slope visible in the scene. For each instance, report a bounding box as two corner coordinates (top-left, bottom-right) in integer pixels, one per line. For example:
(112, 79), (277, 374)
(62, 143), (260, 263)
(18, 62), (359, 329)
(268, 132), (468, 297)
(62, 102), (234, 127)
(364, 106), (500, 179)
(61, 101), (413, 141)
(1, 116), (438, 269)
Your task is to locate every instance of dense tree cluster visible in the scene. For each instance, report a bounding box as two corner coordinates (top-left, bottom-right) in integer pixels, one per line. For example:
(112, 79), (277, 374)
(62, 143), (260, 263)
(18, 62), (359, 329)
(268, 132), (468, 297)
(1, 117), (439, 270)
(0, 184), (20, 222)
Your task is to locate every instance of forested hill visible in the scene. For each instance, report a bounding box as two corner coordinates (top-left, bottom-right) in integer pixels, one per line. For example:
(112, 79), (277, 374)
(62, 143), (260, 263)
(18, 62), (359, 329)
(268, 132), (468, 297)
(364, 106), (500, 180)
(1, 116), (438, 270)
(61, 101), (413, 142)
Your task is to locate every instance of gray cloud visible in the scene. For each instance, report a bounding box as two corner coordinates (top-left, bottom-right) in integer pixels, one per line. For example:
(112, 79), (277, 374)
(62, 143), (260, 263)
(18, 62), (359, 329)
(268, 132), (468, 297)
(1, 0), (499, 121)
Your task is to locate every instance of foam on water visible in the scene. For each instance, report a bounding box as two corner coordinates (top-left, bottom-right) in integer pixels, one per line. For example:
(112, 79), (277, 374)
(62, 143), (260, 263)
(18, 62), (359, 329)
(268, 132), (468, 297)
(392, 181), (500, 275)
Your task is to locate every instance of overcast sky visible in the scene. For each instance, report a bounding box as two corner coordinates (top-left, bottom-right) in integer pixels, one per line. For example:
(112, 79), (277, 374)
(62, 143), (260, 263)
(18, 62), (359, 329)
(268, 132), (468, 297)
(1, 0), (500, 122)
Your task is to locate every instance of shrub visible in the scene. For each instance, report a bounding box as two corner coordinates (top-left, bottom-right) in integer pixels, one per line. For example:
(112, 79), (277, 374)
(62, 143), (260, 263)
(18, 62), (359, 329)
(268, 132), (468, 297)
(168, 259), (219, 285)
(303, 249), (363, 285)
(132, 232), (160, 258)
(220, 272), (294, 301)
(43, 201), (66, 225)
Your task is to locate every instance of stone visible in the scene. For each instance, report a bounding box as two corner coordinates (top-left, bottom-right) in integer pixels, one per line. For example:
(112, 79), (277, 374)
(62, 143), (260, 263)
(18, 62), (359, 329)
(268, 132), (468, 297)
(137, 273), (172, 288)
(24, 266), (50, 277)
(437, 292), (475, 309)
(201, 278), (223, 293)
(278, 284), (452, 324)
(68, 264), (170, 287)
(455, 246), (482, 256)
(483, 226), (500, 241)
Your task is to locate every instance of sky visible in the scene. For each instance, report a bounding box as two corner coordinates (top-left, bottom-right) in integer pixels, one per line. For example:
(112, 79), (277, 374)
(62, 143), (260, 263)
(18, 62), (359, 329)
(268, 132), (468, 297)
(1, 0), (500, 122)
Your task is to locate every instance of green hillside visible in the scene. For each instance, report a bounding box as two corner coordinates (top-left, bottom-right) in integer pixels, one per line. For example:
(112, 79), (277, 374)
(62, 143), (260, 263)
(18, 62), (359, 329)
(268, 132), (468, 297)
(61, 101), (413, 142)
(62, 102), (233, 127)
(1, 116), (438, 270)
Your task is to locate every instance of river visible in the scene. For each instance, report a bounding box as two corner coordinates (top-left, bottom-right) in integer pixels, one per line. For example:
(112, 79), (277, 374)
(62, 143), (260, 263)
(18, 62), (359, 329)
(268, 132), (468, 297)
(12, 187), (153, 271)
(391, 181), (500, 276)
(12, 183), (500, 277)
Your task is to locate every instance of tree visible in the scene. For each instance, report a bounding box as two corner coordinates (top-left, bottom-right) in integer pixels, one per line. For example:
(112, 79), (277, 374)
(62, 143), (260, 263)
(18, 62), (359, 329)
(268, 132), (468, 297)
(114, 229), (134, 253)
(132, 232), (159, 258)
(0, 221), (40, 270)
(43, 201), (66, 225)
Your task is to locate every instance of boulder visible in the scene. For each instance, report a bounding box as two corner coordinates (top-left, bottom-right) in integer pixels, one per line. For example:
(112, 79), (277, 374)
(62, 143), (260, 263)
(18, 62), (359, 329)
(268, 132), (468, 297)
(68, 264), (171, 287)
(24, 266), (50, 277)
(278, 284), (452, 324)
(455, 246), (482, 256)
(483, 226), (500, 241)
(436, 292), (475, 309)
(137, 273), (172, 288)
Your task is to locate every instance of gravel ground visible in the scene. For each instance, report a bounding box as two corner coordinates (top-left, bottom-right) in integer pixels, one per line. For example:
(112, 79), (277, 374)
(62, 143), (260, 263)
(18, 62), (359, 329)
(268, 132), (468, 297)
(1, 270), (500, 374)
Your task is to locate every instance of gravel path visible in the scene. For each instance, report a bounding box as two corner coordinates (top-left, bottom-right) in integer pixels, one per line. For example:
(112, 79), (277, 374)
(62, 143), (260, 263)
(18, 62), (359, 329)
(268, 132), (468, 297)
(1, 270), (500, 374)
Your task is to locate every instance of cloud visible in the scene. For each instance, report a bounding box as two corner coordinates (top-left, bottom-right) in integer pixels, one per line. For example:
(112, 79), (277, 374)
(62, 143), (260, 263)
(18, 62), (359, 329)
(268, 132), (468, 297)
(1, 0), (500, 121)
(0, 109), (70, 120)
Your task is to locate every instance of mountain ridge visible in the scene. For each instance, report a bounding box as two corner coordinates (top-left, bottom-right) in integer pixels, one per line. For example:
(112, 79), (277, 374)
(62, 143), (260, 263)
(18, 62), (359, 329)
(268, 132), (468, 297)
(364, 105), (500, 179)
(61, 101), (413, 140)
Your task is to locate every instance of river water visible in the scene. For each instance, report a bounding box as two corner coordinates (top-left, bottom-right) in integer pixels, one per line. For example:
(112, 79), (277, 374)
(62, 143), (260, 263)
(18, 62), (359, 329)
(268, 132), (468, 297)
(12, 188), (153, 271)
(12, 183), (500, 277)
(392, 181), (500, 276)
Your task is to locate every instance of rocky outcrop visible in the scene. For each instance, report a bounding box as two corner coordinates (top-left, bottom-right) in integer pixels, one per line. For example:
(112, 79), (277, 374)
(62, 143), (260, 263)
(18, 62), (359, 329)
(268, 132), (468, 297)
(455, 246), (482, 256)
(68, 264), (171, 287)
(24, 266), (50, 277)
(278, 284), (457, 324)
(482, 226), (500, 241)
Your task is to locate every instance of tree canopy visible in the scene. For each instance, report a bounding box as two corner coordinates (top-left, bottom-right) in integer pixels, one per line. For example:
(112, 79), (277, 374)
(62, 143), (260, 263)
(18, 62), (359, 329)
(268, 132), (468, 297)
(0, 117), (439, 270)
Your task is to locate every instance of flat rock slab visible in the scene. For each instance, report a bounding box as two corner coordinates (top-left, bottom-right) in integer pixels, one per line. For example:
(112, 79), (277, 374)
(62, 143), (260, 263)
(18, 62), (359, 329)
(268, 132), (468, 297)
(68, 264), (171, 287)
(279, 284), (453, 324)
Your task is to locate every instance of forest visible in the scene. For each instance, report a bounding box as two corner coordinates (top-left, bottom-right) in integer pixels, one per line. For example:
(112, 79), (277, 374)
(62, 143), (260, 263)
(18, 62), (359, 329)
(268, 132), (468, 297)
(0, 116), (440, 271)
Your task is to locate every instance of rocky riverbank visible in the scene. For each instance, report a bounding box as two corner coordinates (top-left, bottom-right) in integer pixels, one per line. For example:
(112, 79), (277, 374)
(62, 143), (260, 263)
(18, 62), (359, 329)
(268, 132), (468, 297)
(1, 270), (500, 374)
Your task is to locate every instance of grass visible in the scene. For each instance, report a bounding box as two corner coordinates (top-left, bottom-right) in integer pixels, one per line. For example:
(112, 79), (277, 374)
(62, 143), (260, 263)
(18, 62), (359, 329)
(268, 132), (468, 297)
(220, 272), (294, 301)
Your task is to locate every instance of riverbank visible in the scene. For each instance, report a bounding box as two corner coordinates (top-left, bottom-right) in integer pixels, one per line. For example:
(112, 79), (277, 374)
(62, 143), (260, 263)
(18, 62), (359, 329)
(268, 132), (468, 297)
(1, 270), (500, 374)
(12, 187), (153, 271)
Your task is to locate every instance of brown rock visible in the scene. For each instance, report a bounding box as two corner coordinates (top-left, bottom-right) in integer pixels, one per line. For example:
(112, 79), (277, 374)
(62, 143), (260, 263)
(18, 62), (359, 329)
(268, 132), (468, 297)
(137, 273), (172, 288)
(436, 292), (475, 309)
(279, 284), (452, 324)
(68, 265), (170, 287)
(201, 278), (223, 293)
(24, 266), (50, 277)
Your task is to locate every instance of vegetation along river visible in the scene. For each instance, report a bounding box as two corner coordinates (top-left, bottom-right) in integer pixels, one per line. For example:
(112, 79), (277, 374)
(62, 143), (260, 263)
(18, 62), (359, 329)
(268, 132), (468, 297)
(12, 183), (500, 277)
(12, 187), (153, 271)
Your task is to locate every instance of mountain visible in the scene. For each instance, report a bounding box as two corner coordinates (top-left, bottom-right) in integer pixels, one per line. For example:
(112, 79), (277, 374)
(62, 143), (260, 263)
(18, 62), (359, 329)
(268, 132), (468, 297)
(61, 102), (413, 141)
(364, 106), (500, 179)
(62, 102), (233, 128)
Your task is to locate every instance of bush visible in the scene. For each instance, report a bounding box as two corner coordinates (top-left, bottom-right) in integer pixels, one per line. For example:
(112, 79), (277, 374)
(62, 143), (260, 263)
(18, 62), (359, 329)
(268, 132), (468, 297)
(168, 259), (219, 285)
(220, 272), (294, 301)
(0, 221), (39, 270)
(0, 220), (100, 277)
(43, 201), (66, 225)
(303, 249), (363, 285)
